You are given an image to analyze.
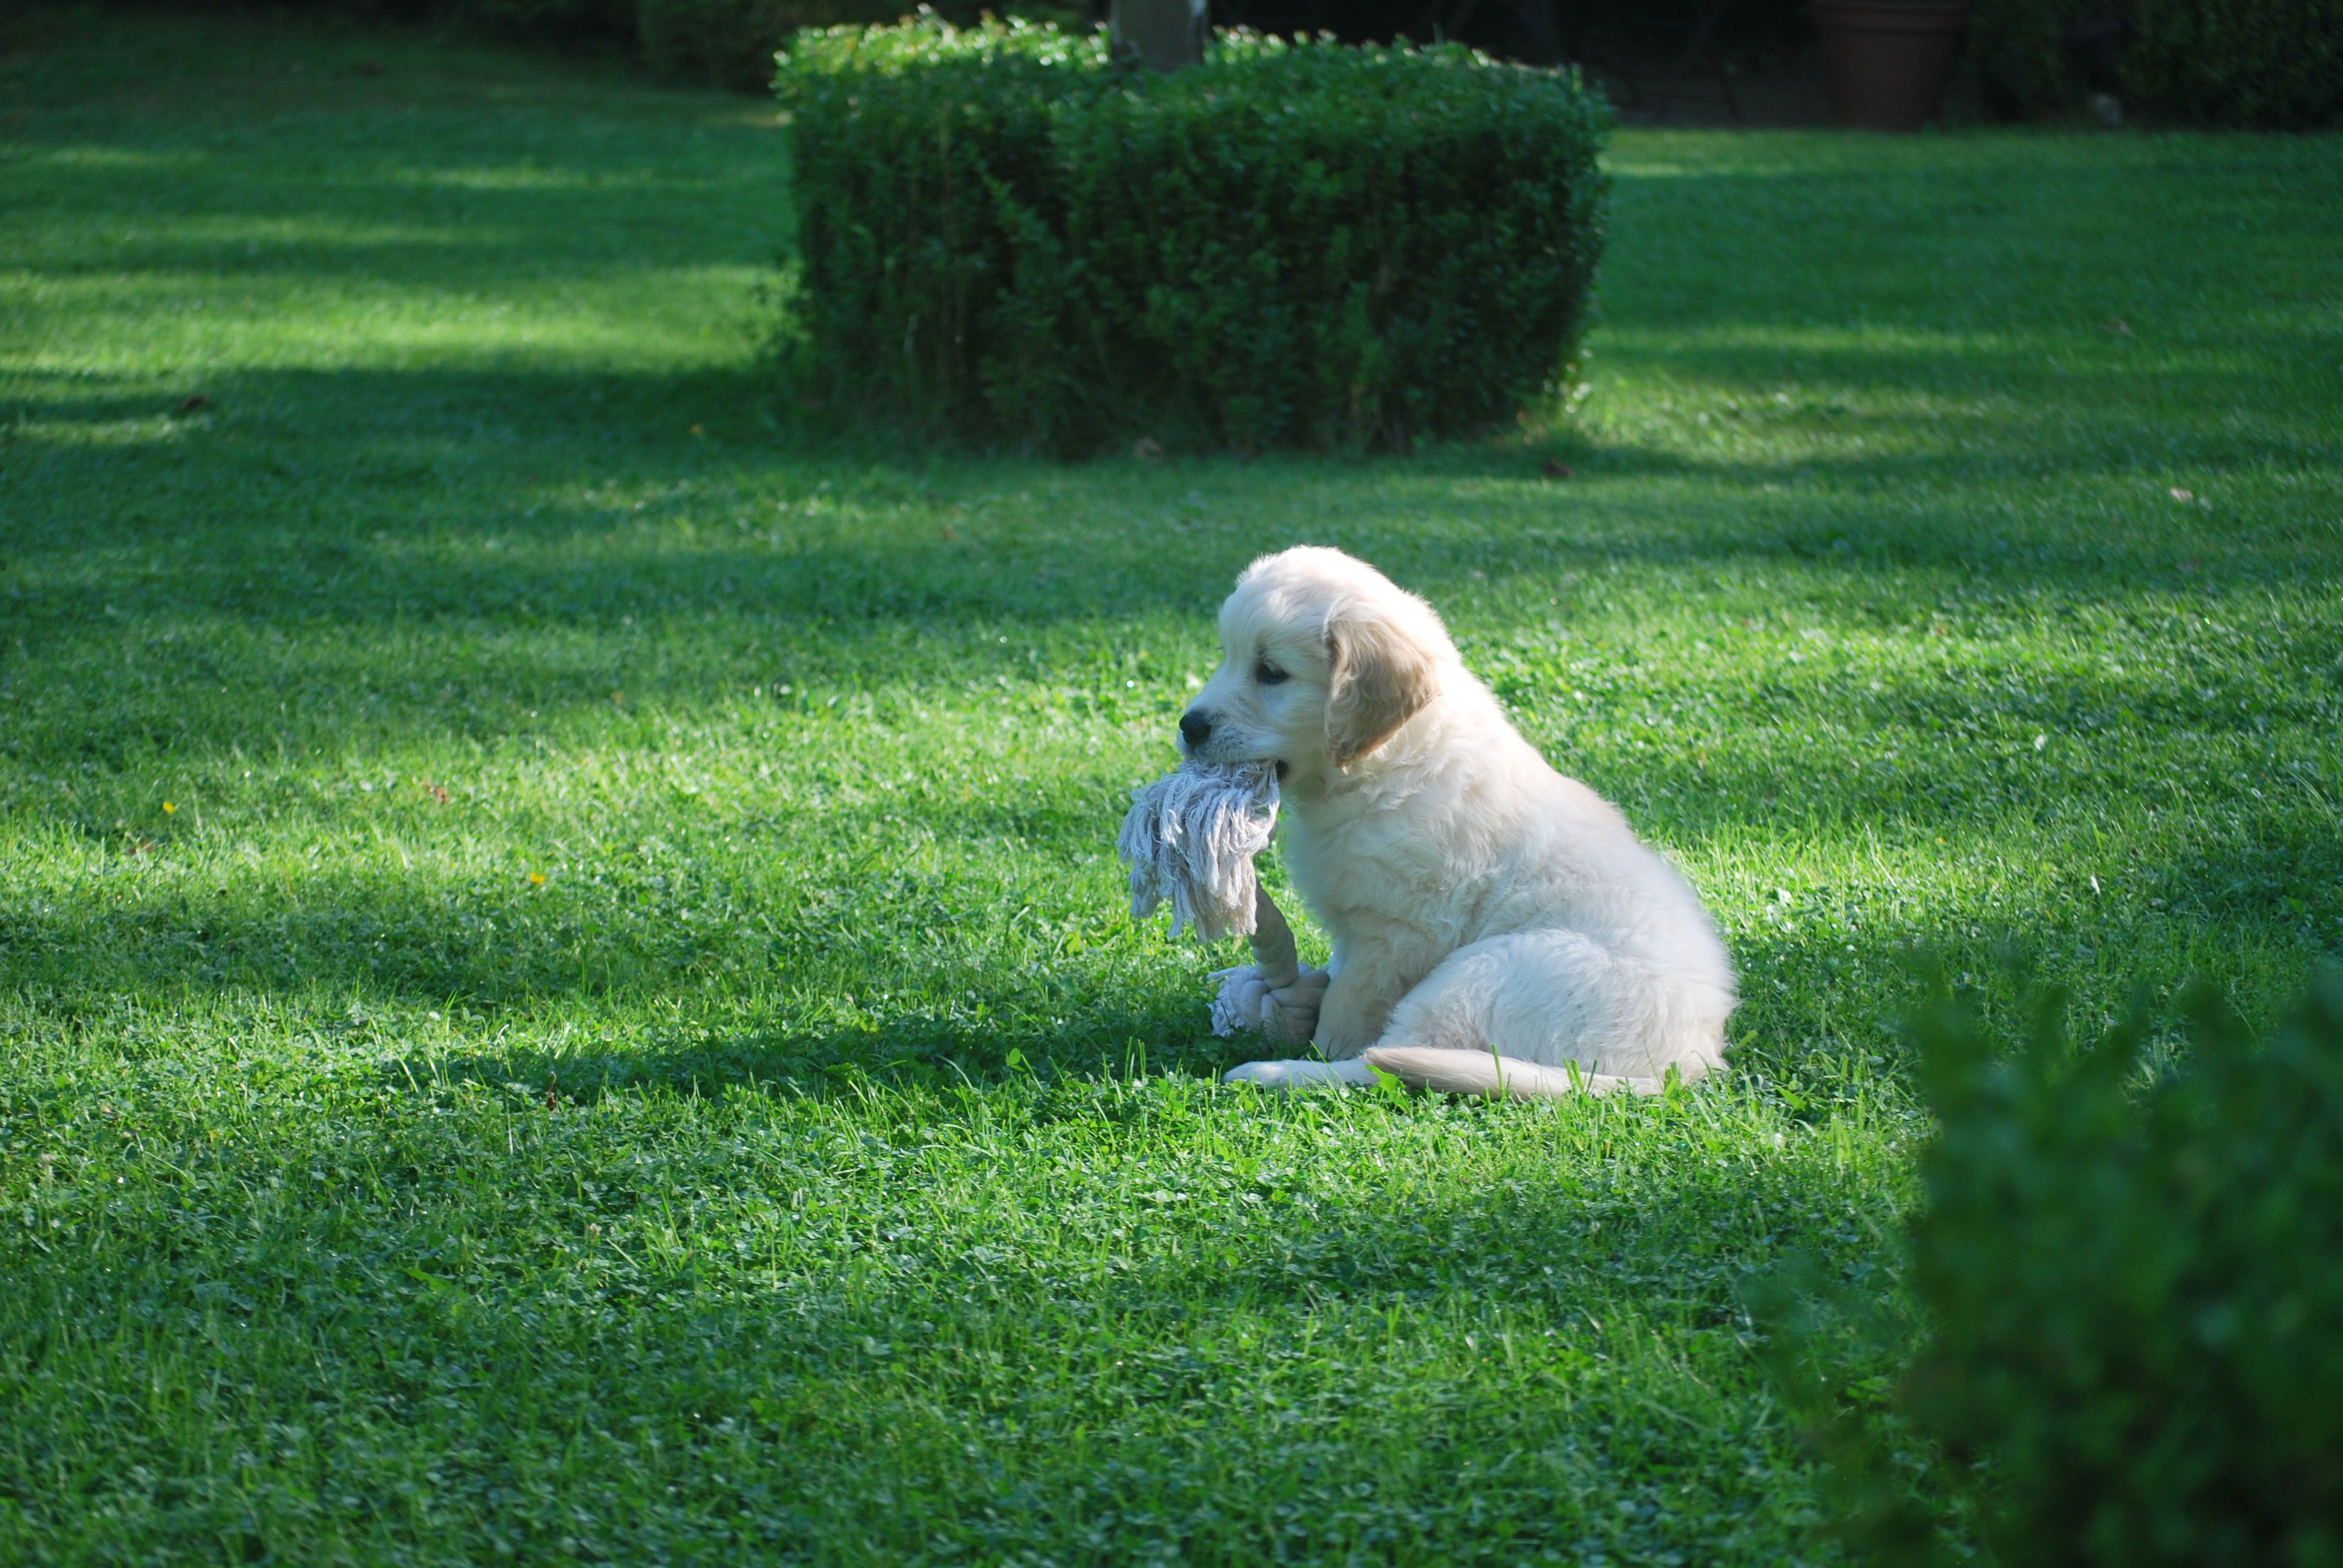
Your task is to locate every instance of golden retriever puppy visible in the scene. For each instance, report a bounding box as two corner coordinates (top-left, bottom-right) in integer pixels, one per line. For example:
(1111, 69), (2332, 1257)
(1187, 547), (1735, 1097)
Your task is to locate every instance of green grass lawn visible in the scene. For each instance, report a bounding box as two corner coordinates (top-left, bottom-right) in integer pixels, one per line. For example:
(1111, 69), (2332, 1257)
(3, 8), (2340, 1563)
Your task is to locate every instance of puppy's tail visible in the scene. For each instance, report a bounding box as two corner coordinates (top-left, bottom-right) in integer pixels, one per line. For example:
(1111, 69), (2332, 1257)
(1360, 1045), (1663, 1100)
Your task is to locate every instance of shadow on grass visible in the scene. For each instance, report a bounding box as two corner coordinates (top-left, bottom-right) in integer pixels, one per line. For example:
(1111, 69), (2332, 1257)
(4, 714), (2333, 1008)
(7, 363), (2324, 661)
(0, 1070), (1860, 1564)
(413, 1002), (1244, 1103)
(10, 351), (2326, 509)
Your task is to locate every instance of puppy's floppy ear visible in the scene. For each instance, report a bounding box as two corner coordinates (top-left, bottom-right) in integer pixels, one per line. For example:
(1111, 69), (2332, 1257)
(1324, 596), (1438, 768)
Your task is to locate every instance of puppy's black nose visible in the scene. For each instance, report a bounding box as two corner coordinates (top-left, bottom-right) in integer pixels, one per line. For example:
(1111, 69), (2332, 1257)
(1179, 710), (1213, 750)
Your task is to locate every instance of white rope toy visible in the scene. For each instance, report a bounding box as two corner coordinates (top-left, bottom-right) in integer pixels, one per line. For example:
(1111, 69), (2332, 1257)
(1116, 761), (1329, 1039)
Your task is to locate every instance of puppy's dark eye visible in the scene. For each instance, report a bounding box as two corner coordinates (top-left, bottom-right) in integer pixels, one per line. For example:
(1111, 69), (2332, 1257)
(1254, 661), (1289, 687)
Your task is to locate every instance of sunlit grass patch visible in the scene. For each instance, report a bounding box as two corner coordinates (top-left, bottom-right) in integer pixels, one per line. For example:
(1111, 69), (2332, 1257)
(1, 9), (2339, 1564)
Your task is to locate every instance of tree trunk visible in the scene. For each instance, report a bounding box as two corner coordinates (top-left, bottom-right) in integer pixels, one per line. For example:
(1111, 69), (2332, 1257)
(1110, 0), (1208, 71)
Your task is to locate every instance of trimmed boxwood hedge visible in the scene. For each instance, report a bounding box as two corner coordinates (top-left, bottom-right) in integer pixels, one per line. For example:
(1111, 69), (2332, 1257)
(775, 18), (1610, 453)
(2122, 0), (2343, 128)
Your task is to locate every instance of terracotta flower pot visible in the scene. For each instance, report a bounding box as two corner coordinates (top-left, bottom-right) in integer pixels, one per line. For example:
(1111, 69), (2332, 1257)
(1812, 0), (1970, 131)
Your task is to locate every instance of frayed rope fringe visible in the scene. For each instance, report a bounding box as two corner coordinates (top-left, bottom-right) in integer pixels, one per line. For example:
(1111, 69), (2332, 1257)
(1116, 761), (1280, 942)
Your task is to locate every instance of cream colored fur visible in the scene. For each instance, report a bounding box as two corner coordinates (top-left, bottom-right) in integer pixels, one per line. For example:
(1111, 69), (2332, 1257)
(1187, 547), (1735, 1099)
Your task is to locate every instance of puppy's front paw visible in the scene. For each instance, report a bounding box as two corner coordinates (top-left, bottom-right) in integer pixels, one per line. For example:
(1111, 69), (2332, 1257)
(1222, 1056), (1381, 1091)
(1210, 962), (1328, 1040)
(1263, 965), (1331, 1039)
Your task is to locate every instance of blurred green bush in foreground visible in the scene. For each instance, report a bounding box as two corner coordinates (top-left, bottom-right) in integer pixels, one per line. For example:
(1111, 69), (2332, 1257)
(1756, 964), (2343, 1565)
(775, 18), (1609, 454)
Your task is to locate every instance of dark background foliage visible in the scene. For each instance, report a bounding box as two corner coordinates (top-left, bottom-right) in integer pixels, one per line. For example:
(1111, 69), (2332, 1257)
(1216, 0), (1814, 74)
(56, 0), (2343, 123)
(66, 0), (1808, 88)
(1968, 0), (2342, 126)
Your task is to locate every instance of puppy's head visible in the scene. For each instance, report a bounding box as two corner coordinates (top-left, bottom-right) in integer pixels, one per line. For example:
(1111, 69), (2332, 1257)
(1178, 547), (1449, 783)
